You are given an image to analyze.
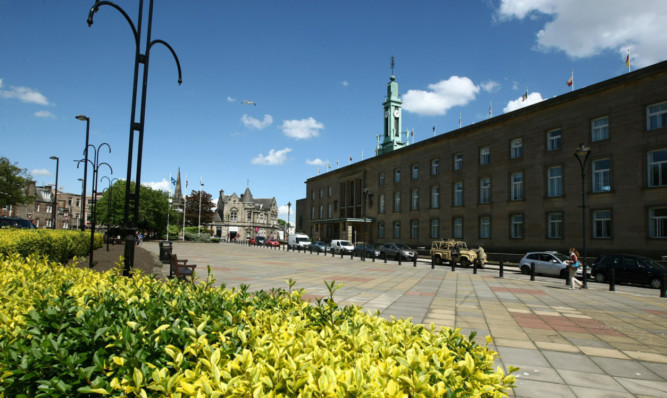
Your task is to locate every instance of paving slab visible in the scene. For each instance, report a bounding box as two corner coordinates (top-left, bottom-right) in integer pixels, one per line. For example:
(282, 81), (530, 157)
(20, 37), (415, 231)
(144, 241), (667, 397)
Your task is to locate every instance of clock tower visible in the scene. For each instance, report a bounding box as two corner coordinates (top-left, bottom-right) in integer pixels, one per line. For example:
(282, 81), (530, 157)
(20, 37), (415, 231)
(377, 74), (408, 155)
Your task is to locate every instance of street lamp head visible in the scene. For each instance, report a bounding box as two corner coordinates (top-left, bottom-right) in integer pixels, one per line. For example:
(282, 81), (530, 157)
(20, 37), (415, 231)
(49, 156), (59, 160)
(574, 143), (592, 165)
(75, 115), (89, 121)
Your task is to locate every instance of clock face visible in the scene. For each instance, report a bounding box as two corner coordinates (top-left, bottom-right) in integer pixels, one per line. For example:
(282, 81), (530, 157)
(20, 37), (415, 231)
(393, 109), (400, 118)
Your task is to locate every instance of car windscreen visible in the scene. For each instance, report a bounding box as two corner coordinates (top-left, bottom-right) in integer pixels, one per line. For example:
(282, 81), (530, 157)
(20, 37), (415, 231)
(639, 257), (666, 269)
(553, 253), (570, 262)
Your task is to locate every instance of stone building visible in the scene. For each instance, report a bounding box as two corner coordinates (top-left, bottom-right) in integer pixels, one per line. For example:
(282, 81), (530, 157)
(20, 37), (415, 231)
(212, 187), (280, 241)
(2, 182), (85, 230)
(303, 61), (667, 258)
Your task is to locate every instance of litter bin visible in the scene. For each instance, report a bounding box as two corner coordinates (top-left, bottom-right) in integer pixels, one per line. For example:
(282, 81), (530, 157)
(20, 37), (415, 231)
(159, 240), (173, 262)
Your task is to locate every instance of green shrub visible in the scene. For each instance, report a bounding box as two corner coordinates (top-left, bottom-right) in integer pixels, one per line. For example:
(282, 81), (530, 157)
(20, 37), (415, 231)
(0, 229), (102, 263)
(0, 256), (517, 397)
(184, 231), (211, 242)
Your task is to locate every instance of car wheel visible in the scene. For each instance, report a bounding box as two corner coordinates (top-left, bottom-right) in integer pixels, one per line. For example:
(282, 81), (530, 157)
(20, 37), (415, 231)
(650, 278), (661, 289)
(461, 258), (470, 268)
(435, 256), (443, 265)
(595, 273), (606, 283)
(520, 265), (530, 275)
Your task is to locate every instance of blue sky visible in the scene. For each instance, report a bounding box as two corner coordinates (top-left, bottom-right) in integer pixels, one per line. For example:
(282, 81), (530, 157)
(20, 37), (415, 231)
(2, 0), (666, 221)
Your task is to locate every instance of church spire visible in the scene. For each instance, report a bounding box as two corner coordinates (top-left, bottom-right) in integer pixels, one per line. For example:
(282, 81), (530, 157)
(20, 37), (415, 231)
(173, 167), (183, 204)
(377, 64), (408, 156)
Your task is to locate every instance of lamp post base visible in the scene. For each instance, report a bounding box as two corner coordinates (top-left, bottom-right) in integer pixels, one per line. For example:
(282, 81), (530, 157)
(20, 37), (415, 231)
(123, 228), (136, 276)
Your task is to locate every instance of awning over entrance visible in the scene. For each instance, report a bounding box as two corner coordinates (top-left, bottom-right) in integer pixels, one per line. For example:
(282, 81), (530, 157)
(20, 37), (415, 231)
(309, 217), (374, 224)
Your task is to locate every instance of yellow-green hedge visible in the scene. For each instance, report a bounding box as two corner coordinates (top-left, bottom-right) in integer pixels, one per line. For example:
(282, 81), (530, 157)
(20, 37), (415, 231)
(0, 229), (101, 263)
(0, 255), (516, 397)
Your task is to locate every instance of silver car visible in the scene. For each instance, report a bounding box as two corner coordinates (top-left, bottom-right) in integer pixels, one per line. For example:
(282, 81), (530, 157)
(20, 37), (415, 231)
(379, 243), (417, 261)
(519, 251), (589, 279)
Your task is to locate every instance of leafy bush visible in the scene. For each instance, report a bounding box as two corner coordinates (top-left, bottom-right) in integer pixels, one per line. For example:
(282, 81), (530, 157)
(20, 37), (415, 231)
(184, 231), (211, 242)
(0, 256), (516, 397)
(0, 229), (101, 263)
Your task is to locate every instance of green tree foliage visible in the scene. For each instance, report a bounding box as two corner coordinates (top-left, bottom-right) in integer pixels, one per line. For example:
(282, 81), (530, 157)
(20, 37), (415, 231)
(184, 190), (215, 227)
(95, 181), (177, 237)
(0, 157), (34, 208)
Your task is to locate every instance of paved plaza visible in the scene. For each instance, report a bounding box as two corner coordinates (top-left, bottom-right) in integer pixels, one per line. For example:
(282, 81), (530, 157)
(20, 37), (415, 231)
(143, 241), (667, 397)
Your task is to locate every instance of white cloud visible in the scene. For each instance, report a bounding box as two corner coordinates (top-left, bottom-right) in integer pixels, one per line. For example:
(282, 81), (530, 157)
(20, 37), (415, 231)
(481, 80), (500, 93)
(496, 0), (667, 67)
(281, 117), (324, 139)
(503, 92), (544, 113)
(35, 110), (55, 118)
(241, 114), (273, 130)
(252, 147), (292, 165)
(341, 80), (349, 87)
(0, 80), (50, 105)
(143, 178), (171, 193)
(306, 158), (327, 166)
(227, 96), (236, 102)
(31, 168), (52, 177)
(402, 76), (480, 116)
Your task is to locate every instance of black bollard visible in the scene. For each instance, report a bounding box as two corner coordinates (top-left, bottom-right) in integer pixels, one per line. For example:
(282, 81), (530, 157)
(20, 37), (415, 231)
(530, 262), (536, 281)
(660, 273), (666, 298)
(350, 251), (354, 260)
(372, 251), (375, 262)
(473, 260), (478, 275)
(310, 246), (313, 254)
(398, 256), (402, 266)
(499, 260), (504, 278)
(431, 256), (435, 269)
(383, 252), (387, 264)
(340, 250), (343, 259)
(609, 268), (616, 291)
(451, 259), (455, 272)
(413, 255), (417, 267)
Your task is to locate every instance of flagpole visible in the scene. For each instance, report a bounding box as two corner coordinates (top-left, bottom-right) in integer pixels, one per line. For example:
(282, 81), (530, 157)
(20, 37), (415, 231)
(626, 49), (631, 72)
(571, 70), (574, 92)
(459, 112), (462, 128)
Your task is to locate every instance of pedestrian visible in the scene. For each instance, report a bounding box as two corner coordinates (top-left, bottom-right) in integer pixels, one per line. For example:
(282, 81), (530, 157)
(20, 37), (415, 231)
(568, 247), (583, 290)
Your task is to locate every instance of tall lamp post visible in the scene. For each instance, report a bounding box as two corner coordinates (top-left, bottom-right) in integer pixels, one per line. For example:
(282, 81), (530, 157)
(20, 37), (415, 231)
(198, 177), (203, 235)
(77, 142), (112, 268)
(75, 115), (90, 231)
(574, 143), (591, 289)
(287, 201), (291, 239)
(49, 156), (59, 229)
(101, 176), (119, 251)
(87, 0), (182, 276)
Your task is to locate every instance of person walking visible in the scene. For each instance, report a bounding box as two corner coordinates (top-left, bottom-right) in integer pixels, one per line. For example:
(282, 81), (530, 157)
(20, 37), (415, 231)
(568, 248), (583, 290)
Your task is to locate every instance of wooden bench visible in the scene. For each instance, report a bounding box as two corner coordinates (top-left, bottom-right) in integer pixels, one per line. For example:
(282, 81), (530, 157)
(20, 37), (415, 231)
(169, 253), (197, 283)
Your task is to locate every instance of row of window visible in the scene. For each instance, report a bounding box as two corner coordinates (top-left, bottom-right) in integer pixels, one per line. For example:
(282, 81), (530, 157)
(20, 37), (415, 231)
(373, 149), (666, 211)
(374, 207), (667, 240)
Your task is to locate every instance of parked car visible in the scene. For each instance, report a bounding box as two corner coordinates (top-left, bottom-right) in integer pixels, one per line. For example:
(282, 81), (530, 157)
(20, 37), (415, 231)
(266, 238), (280, 247)
(0, 216), (36, 229)
(288, 233), (311, 249)
(310, 241), (330, 252)
(353, 243), (381, 258)
(519, 251), (588, 279)
(379, 243), (417, 261)
(330, 239), (355, 254)
(255, 236), (266, 245)
(592, 254), (667, 289)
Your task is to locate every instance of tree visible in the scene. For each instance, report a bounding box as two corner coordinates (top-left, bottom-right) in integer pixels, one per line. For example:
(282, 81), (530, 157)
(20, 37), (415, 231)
(95, 180), (177, 238)
(0, 157), (34, 208)
(184, 190), (215, 227)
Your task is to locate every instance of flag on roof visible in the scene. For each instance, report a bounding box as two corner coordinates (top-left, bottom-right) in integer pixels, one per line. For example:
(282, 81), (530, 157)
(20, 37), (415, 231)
(171, 177), (176, 186)
(522, 88), (528, 101)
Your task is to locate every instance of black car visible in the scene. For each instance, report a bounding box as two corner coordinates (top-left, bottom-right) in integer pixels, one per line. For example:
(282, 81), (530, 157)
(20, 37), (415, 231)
(0, 216), (36, 229)
(591, 254), (666, 289)
(353, 243), (381, 258)
(255, 236), (266, 245)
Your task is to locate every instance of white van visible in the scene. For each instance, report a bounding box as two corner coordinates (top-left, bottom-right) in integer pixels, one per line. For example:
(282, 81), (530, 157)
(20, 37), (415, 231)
(288, 233), (311, 249)
(331, 239), (354, 254)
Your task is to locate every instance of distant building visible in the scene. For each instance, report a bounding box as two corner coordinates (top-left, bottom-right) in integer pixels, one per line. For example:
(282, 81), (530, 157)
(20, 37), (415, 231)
(302, 61), (667, 258)
(4, 182), (85, 229)
(212, 187), (280, 241)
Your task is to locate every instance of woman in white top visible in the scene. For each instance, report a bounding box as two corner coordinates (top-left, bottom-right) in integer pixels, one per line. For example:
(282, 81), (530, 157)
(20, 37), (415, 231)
(568, 248), (583, 290)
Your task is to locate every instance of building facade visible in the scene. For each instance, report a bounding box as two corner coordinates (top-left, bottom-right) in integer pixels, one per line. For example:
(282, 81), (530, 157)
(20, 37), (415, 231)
(2, 182), (85, 230)
(303, 61), (667, 258)
(212, 187), (280, 241)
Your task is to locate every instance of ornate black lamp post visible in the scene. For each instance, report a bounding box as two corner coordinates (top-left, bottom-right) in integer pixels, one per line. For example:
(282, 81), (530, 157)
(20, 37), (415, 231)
(77, 143), (112, 268)
(49, 156), (59, 229)
(87, 0), (182, 276)
(101, 176), (119, 251)
(574, 143), (591, 289)
(287, 201), (291, 240)
(75, 115), (90, 231)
